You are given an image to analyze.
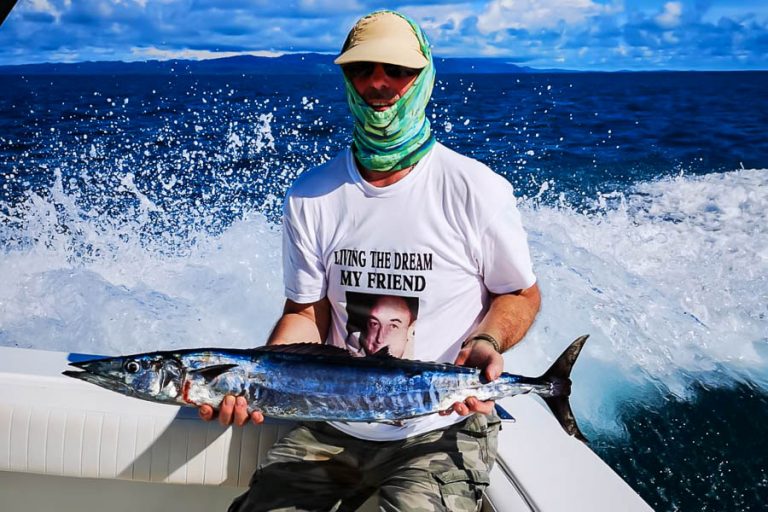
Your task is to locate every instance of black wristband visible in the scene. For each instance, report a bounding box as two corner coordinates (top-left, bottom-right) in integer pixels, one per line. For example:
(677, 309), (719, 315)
(462, 333), (502, 354)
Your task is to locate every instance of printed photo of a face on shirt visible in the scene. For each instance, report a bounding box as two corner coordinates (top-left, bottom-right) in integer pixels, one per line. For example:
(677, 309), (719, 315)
(345, 291), (419, 359)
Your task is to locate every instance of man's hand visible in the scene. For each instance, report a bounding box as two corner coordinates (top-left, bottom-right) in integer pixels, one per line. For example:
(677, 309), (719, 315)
(440, 338), (503, 416)
(440, 285), (540, 417)
(198, 395), (264, 427)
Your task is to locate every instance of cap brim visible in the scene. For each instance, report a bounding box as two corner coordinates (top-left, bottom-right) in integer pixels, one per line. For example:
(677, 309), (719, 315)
(334, 42), (428, 68)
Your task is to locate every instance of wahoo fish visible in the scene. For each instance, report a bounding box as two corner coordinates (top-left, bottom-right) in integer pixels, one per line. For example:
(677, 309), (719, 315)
(64, 335), (589, 441)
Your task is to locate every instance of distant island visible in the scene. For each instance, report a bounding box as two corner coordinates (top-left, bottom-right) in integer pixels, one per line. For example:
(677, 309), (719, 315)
(0, 53), (563, 75)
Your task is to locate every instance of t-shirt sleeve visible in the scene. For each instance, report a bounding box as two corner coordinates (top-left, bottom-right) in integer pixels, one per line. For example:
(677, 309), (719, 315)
(479, 190), (537, 294)
(282, 197), (327, 303)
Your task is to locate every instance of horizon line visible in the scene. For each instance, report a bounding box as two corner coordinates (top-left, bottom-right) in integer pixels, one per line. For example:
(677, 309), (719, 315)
(0, 53), (766, 74)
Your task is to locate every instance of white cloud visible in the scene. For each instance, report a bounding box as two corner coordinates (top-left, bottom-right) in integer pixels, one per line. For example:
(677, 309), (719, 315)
(26, 0), (63, 21)
(389, 3), (480, 55)
(47, 48), (81, 62)
(97, 2), (113, 17)
(701, 5), (768, 25)
(129, 47), (286, 61)
(476, 0), (619, 33)
(299, 0), (361, 10)
(662, 31), (679, 44)
(112, 0), (148, 7)
(476, 45), (506, 56)
(398, 3), (476, 33)
(655, 1), (682, 29)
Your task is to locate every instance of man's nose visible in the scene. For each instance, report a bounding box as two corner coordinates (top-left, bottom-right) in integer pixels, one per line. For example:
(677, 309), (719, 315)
(369, 63), (389, 87)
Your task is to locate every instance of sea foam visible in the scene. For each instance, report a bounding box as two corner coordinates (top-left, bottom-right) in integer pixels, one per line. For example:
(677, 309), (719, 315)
(513, 168), (768, 434)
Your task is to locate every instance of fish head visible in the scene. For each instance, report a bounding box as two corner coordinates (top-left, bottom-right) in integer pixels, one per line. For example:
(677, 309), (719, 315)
(64, 354), (185, 404)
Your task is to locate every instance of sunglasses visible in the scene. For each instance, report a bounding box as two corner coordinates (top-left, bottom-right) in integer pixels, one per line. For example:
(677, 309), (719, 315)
(343, 62), (421, 80)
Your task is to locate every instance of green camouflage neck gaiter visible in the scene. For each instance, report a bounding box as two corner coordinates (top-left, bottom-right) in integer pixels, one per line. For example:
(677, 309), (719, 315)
(342, 11), (436, 172)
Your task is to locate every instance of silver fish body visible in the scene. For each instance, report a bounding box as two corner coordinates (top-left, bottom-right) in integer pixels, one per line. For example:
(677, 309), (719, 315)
(65, 336), (588, 441)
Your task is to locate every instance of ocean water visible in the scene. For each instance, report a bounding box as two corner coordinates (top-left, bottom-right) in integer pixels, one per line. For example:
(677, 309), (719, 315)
(1, 69), (767, 510)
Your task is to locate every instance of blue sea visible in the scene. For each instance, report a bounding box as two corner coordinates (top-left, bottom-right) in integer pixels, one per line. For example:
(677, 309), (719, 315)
(1, 68), (767, 511)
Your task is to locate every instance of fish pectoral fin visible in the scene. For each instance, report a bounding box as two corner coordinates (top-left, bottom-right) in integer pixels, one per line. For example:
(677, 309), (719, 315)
(188, 364), (238, 381)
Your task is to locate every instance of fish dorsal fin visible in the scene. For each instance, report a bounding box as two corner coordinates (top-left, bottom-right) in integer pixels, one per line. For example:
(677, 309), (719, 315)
(255, 343), (355, 358)
(188, 363), (238, 381)
(256, 343), (400, 360)
(371, 346), (395, 359)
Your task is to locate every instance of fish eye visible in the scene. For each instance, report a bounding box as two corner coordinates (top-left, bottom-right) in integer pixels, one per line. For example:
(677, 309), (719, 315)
(124, 360), (141, 374)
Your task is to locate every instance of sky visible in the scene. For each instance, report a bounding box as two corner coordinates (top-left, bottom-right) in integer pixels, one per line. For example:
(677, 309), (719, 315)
(1, 0), (767, 70)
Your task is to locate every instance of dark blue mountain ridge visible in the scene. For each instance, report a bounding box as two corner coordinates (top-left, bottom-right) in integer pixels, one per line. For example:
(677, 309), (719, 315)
(0, 52), (544, 75)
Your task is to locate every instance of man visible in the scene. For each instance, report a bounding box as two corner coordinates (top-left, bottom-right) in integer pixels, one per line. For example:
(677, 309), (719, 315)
(200, 10), (541, 511)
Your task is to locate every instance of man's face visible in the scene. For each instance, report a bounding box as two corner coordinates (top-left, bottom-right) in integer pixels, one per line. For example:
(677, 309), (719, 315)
(344, 62), (420, 111)
(362, 296), (414, 357)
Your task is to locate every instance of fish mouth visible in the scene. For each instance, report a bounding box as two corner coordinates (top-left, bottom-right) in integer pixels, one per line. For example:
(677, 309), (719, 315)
(63, 360), (136, 396)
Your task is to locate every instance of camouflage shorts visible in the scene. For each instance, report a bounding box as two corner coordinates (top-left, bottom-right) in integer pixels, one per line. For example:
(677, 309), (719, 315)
(229, 414), (501, 512)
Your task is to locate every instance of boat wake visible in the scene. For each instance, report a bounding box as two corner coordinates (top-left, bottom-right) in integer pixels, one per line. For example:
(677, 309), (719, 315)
(518, 168), (767, 436)
(1, 165), (766, 440)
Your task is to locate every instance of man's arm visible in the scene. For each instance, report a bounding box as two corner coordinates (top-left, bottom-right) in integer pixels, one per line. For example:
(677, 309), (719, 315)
(199, 298), (331, 426)
(445, 283), (541, 416)
(466, 282), (541, 356)
(268, 298), (331, 345)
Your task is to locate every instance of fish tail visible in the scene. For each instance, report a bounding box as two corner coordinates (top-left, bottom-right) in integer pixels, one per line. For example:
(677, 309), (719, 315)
(540, 335), (589, 442)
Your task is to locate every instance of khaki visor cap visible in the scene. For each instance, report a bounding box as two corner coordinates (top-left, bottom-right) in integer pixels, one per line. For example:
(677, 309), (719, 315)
(334, 12), (428, 69)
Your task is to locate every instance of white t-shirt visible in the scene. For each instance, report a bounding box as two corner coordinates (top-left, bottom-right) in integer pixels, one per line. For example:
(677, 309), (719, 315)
(282, 142), (536, 441)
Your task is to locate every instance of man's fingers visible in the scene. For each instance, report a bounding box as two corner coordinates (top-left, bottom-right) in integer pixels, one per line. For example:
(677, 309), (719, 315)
(485, 359), (503, 382)
(218, 395), (236, 426)
(454, 342), (504, 383)
(200, 395), (259, 427)
(452, 401), (471, 416)
(465, 396), (495, 415)
(198, 404), (215, 421)
(453, 349), (470, 367)
(250, 411), (265, 425)
(233, 396), (250, 426)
